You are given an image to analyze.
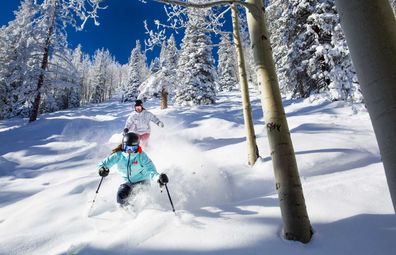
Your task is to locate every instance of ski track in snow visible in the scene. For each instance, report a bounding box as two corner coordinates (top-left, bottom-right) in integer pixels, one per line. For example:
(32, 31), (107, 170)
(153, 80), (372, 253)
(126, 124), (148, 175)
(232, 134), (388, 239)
(0, 90), (394, 255)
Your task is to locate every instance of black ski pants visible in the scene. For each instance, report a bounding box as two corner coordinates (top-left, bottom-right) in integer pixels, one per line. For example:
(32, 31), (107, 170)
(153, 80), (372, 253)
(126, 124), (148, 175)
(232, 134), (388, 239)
(117, 180), (148, 205)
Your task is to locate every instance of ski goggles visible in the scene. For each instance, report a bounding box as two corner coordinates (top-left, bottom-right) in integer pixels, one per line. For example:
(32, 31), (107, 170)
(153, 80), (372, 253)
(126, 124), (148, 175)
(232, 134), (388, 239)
(123, 144), (138, 152)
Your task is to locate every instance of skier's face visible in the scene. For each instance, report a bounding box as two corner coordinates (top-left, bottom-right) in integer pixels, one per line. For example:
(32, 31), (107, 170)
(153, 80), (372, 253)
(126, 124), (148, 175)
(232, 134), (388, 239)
(135, 106), (143, 113)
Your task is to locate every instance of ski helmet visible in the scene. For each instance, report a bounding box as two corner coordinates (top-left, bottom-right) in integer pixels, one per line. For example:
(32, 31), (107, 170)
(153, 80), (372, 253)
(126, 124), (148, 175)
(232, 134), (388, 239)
(122, 132), (140, 152)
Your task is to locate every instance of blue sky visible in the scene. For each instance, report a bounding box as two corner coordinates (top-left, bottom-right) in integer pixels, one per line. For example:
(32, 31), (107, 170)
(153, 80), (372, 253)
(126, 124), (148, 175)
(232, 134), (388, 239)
(0, 0), (173, 64)
(1, 0), (234, 65)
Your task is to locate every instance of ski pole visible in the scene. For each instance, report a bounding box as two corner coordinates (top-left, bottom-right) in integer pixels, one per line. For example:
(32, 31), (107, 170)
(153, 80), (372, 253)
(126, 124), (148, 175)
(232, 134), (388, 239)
(88, 176), (104, 216)
(164, 183), (176, 215)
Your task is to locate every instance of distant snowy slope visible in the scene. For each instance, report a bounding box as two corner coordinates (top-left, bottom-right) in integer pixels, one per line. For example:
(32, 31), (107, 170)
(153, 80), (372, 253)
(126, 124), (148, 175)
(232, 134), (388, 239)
(0, 91), (394, 255)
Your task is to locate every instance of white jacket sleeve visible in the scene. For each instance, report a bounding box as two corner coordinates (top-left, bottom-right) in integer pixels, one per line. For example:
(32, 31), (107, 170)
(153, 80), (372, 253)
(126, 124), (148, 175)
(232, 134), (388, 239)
(148, 112), (161, 125)
(124, 114), (136, 132)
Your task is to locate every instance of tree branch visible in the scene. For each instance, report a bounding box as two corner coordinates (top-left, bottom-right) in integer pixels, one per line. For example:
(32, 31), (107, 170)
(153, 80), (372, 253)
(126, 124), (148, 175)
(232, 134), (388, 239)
(152, 0), (258, 13)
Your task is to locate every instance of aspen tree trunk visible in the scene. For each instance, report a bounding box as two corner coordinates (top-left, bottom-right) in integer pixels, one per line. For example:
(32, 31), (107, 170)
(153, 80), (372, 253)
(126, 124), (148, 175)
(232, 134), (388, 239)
(245, 0), (312, 243)
(335, 0), (396, 213)
(160, 87), (168, 109)
(29, 0), (56, 122)
(231, 4), (259, 165)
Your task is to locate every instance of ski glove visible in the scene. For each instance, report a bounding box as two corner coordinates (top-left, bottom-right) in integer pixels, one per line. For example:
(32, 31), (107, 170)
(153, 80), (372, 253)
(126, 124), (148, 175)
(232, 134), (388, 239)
(158, 121), (164, 128)
(99, 167), (109, 177)
(123, 128), (129, 135)
(158, 173), (169, 187)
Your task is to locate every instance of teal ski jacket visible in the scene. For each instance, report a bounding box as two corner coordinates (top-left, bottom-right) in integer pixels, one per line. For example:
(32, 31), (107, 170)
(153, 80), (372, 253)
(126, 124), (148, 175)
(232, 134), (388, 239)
(98, 148), (159, 184)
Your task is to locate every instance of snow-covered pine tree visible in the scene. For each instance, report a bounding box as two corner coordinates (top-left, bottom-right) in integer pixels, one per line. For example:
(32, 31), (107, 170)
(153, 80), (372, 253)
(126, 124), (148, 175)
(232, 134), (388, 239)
(79, 52), (92, 105)
(69, 44), (85, 108)
(0, 26), (5, 117)
(149, 57), (161, 74)
(139, 44), (166, 100)
(0, 26), (10, 119)
(0, 0), (40, 119)
(267, 0), (361, 101)
(107, 60), (123, 99)
(139, 45), (150, 81)
(174, 7), (217, 106)
(161, 34), (179, 74)
(267, 0), (292, 92)
(116, 64), (129, 101)
(123, 40), (148, 102)
(217, 33), (238, 92)
(89, 49), (113, 103)
(139, 34), (179, 109)
(159, 34), (178, 109)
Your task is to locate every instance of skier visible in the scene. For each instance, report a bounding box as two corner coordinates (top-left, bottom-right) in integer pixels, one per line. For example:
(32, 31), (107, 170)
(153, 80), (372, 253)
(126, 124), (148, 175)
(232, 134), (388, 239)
(123, 99), (164, 147)
(97, 132), (169, 207)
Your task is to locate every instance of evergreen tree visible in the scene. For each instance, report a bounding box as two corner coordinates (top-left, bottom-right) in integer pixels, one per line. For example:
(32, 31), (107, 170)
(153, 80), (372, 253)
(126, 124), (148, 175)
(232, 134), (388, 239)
(267, 0), (292, 92)
(175, 8), (217, 106)
(79, 52), (92, 105)
(149, 57), (161, 74)
(139, 34), (179, 109)
(162, 34), (179, 72)
(0, 26), (8, 119)
(90, 49), (112, 103)
(69, 44), (84, 107)
(107, 60), (122, 99)
(0, 0), (40, 119)
(267, 0), (362, 101)
(123, 40), (148, 102)
(217, 33), (238, 92)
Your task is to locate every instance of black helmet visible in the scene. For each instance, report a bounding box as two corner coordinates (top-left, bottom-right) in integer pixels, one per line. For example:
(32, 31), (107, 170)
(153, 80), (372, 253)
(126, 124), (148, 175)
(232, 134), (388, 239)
(123, 132), (140, 148)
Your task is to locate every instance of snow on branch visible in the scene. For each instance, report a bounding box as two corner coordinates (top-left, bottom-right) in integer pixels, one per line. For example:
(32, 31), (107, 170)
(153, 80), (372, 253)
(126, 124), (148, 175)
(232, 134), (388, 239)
(144, 20), (167, 51)
(144, 0), (237, 50)
(153, 0), (251, 9)
(73, 0), (107, 30)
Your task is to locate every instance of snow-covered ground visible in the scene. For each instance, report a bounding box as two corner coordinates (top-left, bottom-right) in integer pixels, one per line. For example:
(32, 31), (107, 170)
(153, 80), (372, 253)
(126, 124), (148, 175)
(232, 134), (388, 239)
(0, 90), (394, 255)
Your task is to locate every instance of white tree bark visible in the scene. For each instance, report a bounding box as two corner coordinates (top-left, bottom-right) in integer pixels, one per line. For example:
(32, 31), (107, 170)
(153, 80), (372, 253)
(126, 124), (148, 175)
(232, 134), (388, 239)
(335, 0), (396, 213)
(245, 0), (312, 243)
(231, 4), (259, 165)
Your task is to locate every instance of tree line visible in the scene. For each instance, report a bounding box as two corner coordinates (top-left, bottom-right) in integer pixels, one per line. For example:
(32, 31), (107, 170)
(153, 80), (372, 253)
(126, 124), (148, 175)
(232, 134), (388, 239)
(1, 0), (372, 121)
